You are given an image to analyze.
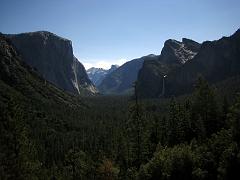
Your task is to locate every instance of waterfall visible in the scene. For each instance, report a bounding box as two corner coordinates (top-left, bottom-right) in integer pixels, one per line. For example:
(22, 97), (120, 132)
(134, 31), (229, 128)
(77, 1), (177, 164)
(161, 75), (167, 97)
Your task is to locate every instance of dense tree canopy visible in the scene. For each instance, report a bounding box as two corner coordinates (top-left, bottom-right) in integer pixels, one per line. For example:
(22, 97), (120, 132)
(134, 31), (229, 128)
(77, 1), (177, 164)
(1, 76), (240, 179)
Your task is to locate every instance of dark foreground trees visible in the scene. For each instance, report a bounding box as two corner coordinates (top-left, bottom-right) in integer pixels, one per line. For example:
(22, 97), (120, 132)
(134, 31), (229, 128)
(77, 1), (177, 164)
(1, 78), (240, 179)
(138, 78), (240, 180)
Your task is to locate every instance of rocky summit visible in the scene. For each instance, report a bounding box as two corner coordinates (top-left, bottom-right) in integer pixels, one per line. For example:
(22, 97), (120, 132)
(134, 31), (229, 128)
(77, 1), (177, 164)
(165, 29), (240, 96)
(137, 30), (240, 98)
(160, 38), (201, 64)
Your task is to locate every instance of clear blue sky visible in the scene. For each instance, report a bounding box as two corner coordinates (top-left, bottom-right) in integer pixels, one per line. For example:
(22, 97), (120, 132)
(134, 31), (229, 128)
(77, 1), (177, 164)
(1, 0), (239, 69)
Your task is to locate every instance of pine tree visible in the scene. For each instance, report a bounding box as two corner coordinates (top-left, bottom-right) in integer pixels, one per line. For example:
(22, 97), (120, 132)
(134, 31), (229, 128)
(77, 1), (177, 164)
(177, 101), (192, 143)
(191, 77), (219, 137)
(218, 94), (240, 179)
(221, 96), (229, 128)
(64, 149), (92, 179)
(167, 98), (179, 145)
(228, 93), (240, 145)
(0, 99), (40, 179)
(126, 81), (147, 168)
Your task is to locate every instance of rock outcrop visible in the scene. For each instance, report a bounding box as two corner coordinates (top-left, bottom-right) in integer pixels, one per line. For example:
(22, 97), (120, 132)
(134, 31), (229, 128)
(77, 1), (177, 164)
(138, 38), (201, 98)
(165, 29), (240, 96)
(138, 29), (240, 98)
(5, 31), (97, 95)
(161, 38), (200, 64)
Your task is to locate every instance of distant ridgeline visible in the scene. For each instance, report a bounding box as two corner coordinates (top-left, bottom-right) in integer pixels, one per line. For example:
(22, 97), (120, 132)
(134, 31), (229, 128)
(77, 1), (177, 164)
(98, 54), (159, 95)
(97, 37), (202, 95)
(87, 65), (119, 87)
(4, 31), (98, 95)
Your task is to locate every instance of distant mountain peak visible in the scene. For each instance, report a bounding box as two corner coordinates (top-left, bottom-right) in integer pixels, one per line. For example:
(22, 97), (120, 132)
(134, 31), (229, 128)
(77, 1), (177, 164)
(110, 64), (119, 69)
(146, 54), (157, 58)
(87, 67), (105, 72)
(87, 65), (119, 86)
(98, 55), (158, 95)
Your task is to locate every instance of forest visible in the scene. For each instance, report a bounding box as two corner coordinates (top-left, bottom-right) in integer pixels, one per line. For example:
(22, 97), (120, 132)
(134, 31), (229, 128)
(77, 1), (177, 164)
(1, 75), (240, 180)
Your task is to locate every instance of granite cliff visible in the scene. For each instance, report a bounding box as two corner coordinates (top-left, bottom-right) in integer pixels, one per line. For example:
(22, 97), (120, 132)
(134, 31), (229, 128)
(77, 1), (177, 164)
(6, 31), (97, 95)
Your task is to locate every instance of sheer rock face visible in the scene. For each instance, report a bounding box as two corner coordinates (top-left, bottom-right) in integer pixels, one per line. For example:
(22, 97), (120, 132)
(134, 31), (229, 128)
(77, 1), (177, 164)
(165, 29), (240, 96)
(5, 31), (97, 95)
(160, 38), (201, 64)
(138, 29), (240, 98)
(137, 38), (201, 98)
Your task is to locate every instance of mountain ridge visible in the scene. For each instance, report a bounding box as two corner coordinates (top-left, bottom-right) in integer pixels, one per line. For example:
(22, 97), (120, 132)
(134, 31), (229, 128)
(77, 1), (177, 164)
(98, 54), (158, 94)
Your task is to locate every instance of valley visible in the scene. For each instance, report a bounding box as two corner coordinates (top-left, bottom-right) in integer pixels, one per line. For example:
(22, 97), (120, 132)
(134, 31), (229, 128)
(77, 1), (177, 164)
(0, 10), (240, 179)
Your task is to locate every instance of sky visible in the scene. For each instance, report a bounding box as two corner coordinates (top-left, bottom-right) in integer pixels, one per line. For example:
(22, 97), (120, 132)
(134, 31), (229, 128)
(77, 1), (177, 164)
(1, 0), (240, 69)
